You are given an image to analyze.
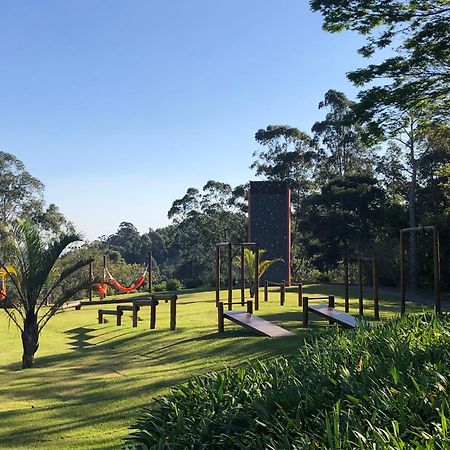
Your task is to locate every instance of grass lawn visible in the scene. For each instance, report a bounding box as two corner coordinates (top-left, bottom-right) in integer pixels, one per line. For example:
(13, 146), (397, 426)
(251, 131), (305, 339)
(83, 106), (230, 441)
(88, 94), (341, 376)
(0, 284), (429, 449)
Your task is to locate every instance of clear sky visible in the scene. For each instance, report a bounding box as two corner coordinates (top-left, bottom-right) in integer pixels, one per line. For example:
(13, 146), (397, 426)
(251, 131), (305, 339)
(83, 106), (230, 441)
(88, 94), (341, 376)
(0, 0), (367, 241)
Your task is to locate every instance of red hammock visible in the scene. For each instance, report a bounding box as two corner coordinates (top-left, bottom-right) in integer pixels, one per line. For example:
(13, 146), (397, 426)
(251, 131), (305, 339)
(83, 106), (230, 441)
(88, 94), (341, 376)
(0, 279), (6, 301)
(105, 267), (147, 293)
(96, 283), (108, 298)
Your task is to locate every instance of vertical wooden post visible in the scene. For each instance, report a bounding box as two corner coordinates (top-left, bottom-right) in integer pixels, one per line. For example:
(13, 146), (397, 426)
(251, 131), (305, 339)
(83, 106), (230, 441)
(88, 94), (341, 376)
(98, 310), (103, 324)
(89, 261), (93, 302)
(218, 302), (224, 333)
(215, 245), (220, 307)
(358, 257), (363, 316)
(298, 283), (303, 307)
(148, 250), (153, 293)
(280, 281), (285, 306)
(373, 258), (380, 320)
(344, 256), (349, 313)
(170, 297), (177, 331)
(302, 296), (309, 327)
(150, 298), (157, 330)
(132, 304), (139, 327)
(328, 295), (335, 324)
(400, 231), (406, 315)
(227, 242), (233, 310)
(254, 244), (259, 311)
(246, 300), (253, 314)
(103, 255), (107, 299)
(117, 310), (122, 326)
(240, 245), (245, 306)
(264, 280), (268, 302)
(433, 227), (441, 314)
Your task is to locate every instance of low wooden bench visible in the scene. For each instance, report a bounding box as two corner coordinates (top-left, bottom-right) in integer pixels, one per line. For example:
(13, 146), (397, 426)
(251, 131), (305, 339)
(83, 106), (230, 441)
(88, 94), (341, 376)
(98, 309), (123, 326)
(117, 304), (140, 327)
(303, 296), (356, 329)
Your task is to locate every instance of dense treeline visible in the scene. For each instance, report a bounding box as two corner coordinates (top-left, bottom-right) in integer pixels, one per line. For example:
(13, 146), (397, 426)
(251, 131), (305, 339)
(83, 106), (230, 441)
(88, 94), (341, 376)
(1, 89), (449, 294)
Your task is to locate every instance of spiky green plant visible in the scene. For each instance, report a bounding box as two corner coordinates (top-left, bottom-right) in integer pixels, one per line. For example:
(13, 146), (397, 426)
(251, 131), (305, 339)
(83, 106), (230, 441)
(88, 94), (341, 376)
(0, 220), (92, 368)
(234, 248), (282, 297)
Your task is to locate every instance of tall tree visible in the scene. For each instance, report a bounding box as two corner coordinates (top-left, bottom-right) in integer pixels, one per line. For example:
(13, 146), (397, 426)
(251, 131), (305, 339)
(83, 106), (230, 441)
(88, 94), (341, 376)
(310, 0), (450, 128)
(0, 151), (44, 224)
(0, 221), (91, 368)
(312, 89), (374, 178)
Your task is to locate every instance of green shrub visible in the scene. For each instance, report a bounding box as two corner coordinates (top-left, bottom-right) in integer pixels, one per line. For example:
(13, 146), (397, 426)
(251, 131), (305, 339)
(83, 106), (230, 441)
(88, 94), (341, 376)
(153, 281), (167, 292)
(126, 314), (450, 449)
(184, 278), (203, 289)
(166, 278), (183, 291)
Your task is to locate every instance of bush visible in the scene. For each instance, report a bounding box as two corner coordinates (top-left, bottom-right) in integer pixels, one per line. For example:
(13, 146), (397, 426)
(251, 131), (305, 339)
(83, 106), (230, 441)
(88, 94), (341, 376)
(153, 281), (167, 292)
(126, 314), (450, 449)
(184, 278), (203, 289)
(166, 278), (183, 291)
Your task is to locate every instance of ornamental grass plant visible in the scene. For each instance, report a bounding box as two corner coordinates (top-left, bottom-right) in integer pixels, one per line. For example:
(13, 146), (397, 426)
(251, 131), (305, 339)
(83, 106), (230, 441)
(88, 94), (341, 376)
(127, 313), (450, 449)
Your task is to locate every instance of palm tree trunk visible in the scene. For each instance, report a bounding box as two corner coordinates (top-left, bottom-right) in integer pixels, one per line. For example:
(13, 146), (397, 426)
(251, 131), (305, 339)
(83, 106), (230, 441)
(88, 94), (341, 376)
(21, 313), (39, 369)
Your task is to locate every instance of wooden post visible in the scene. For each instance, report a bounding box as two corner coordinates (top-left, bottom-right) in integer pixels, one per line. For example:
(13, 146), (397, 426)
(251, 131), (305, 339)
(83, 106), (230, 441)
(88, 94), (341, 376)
(170, 297), (177, 330)
(303, 296), (309, 327)
(98, 310), (103, 324)
(358, 257), (363, 316)
(373, 258), (380, 320)
(400, 231), (406, 315)
(148, 250), (153, 293)
(88, 261), (93, 302)
(433, 227), (441, 314)
(215, 246), (220, 307)
(328, 295), (335, 324)
(132, 304), (139, 327)
(150, 298), (157, 330)
(246, 300), (253, 314)
(240, 245), (245, 306)
(116, 310), (123, 326)
(227, 242), (233, 310)
(254, 244), (259, 311)
(298, 283), (303, 307)
(264, 280), (268, 302)
(103, 255), (107, 299)
(344, 256), (349, 313)
(280, 281), (285, 306)
(218, 301), (224, 333)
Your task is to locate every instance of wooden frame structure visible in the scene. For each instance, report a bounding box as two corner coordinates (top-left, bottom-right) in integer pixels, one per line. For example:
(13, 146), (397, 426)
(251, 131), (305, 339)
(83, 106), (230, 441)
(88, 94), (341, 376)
(400, 226), (441, 315)
(357, 257), (380, 320)
(263, 280), (303, 307)
(215, 242), (260, 311)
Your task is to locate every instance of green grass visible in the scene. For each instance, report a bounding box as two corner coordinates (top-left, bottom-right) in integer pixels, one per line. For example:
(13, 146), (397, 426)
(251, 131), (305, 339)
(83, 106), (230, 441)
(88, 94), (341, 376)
(0, 285), (429, 449)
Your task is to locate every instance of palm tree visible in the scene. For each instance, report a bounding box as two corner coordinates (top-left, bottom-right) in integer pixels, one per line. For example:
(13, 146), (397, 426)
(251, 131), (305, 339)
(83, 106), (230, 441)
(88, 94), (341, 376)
(0, 220), (92, 368)
(235, 248), (282, 297)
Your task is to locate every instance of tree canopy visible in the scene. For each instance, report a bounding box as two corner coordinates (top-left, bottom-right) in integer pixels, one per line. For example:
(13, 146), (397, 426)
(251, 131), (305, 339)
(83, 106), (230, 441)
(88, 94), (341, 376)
(310, 0), (450, 130)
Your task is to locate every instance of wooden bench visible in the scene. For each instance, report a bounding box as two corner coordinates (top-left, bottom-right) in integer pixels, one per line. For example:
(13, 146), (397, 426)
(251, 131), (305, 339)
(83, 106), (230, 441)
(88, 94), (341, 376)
(98, 309), (123, 326)
(303, 296), (356, 329)
(117, 304), (140, 327)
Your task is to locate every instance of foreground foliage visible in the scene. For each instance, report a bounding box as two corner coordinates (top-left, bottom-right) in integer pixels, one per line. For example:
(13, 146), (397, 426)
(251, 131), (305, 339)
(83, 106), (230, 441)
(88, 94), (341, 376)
(127, 314), (450, 449)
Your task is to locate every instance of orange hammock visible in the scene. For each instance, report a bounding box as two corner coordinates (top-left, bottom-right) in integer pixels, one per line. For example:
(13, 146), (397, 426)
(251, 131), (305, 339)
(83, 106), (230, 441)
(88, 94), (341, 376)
(0, 279), (6, 301)
(106, 267), (147, 293)
(96, 283), (109, 298)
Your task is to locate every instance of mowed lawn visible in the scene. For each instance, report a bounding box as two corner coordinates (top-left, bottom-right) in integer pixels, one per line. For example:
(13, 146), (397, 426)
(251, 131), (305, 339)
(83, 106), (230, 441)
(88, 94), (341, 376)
(0, 285), (429, 449)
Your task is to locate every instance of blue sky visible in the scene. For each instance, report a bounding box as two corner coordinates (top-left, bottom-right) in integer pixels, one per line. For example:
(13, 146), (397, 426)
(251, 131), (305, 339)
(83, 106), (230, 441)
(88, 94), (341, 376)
(0, 0), (368, 241)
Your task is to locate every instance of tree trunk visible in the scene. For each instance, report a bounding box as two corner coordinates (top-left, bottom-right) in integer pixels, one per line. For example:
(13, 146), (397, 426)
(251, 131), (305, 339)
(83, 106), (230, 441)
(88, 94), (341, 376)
(409, 142), (418, 290)
(249, 281), (255, 298)
(21, 313), (39, 369)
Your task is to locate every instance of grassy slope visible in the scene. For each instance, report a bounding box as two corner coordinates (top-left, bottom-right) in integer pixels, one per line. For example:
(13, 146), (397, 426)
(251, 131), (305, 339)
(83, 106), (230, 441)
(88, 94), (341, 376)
(0, 285), (428, 449)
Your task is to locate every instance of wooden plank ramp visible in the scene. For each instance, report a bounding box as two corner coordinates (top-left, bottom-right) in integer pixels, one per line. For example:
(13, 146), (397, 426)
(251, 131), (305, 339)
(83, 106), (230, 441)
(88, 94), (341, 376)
(308, 304), (356, 329)
(224, 311), (295, 337)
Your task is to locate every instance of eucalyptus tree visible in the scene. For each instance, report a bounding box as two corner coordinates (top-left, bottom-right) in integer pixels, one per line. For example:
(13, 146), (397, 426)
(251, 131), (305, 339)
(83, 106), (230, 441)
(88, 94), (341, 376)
(0, 221), (92, 368)
(312, 89), (375, 178)
(0, 151), (44, 225)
